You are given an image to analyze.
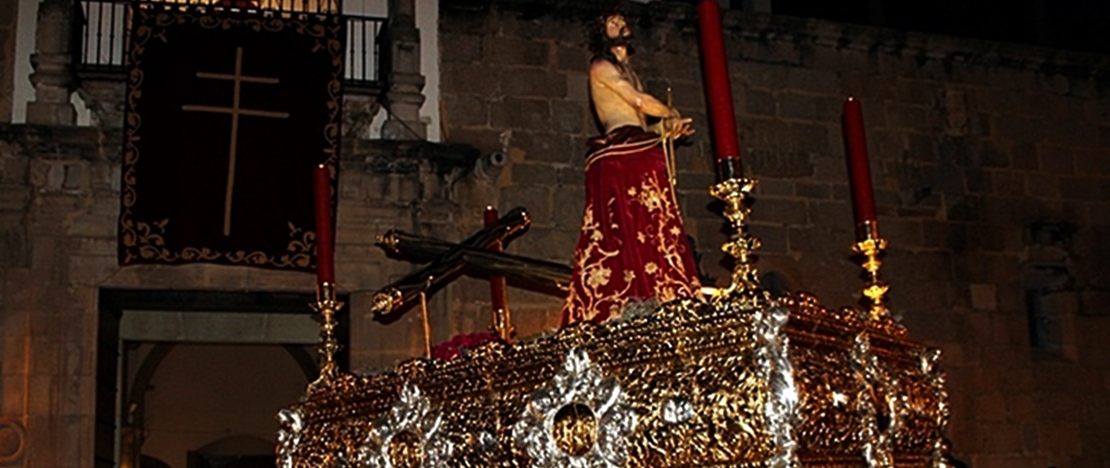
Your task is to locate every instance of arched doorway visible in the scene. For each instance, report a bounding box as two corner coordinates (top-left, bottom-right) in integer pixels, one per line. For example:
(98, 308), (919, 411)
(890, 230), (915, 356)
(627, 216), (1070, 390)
(97, 289), (349, 468)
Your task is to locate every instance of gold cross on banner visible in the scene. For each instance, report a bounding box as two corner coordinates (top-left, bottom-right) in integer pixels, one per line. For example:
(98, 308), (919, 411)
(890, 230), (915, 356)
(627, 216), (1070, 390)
(183, 46), (290, 236)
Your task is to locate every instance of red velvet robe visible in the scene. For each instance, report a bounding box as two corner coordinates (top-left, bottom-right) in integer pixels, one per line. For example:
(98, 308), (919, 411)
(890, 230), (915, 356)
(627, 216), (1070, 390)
(561, 127), (702, 325)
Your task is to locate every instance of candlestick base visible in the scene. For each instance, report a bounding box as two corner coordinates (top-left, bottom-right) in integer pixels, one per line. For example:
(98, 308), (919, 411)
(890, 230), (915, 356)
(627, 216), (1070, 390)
(307, 282), (345, 395)
(710, 177), (766, 304)
(852, 222), (895, 325)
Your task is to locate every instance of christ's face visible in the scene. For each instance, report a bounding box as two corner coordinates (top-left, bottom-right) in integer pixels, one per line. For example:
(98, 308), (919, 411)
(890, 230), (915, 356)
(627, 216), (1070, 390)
(605, 14), (630, 41)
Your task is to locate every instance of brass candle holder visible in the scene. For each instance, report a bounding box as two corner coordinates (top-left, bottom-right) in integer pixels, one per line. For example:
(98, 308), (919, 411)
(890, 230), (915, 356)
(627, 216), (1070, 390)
(491, 307), (515, 342)
(853, 220), (890, 321)
(710, 176), (763, 301)
(307, 282), (344, 394)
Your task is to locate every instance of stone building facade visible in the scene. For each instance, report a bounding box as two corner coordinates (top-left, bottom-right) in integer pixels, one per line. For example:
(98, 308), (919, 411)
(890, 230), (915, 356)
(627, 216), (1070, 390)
(437, 3), (1110, 466)
(0, 0), (1108, 467)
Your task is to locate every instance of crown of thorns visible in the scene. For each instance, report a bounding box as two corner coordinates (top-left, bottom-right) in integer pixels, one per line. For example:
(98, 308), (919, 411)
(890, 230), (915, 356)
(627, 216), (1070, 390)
(587, 9), (627, 55)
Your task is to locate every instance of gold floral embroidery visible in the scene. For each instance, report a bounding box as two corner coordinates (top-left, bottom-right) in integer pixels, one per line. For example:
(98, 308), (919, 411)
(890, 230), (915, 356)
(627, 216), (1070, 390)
(562, 202), (635, 322)
(626, 175), (700, 304)
(587, 266), (612, 289)
(564, 149), (701, 324)
(638, 182), (664, 212)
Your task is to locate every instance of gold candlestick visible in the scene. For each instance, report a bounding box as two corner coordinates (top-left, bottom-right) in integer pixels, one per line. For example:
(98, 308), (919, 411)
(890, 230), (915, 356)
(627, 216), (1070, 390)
(710, 176), (763, 301)
(420, 294), (432, 358)
(853, 220), (890, 321)
(308, 282), (344, 394)
(420, 277), (434, 358)
(491, 307), (515, 342)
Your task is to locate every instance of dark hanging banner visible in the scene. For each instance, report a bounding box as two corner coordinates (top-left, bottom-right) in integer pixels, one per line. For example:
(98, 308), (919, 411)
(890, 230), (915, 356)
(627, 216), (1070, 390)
(119, 4), (343, 271)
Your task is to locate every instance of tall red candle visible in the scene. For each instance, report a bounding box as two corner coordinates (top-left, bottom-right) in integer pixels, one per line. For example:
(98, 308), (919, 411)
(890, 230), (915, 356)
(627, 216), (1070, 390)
(314, 164), (335, 285)
(696, 0), (742, 167)
(842, 97), (877, 227)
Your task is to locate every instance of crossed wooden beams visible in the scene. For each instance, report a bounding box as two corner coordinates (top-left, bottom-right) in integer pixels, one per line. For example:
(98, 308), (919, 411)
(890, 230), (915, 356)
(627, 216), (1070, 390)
(370, 207), (571, 325)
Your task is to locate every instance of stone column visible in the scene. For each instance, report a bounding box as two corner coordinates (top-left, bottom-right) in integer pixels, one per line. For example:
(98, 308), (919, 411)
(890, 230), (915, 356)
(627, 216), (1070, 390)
(381, 0), (426, 140)
(26, 0), (76, 125)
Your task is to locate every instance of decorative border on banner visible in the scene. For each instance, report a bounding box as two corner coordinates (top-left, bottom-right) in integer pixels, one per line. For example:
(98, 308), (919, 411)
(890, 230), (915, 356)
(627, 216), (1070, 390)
(118, 5), (344, 270)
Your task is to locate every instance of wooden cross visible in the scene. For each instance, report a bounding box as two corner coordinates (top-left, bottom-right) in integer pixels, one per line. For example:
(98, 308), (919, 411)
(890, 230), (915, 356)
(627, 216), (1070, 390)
(370, 207), (572, 323)
(182, 46), (290, 236)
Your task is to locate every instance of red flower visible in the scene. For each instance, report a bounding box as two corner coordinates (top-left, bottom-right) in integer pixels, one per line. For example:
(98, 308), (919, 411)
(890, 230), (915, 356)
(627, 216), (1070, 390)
(431, 332), (500, 360)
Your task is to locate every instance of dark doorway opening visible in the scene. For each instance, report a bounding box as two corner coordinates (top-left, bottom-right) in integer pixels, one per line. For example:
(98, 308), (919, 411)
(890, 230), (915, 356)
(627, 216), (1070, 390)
(96, 289), (349, 468)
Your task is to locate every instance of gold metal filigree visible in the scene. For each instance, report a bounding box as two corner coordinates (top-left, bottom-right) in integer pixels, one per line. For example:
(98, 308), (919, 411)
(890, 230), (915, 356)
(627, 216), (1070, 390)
(356, 382), (452, 468)
(512, 348), (637, 467)
(853, 221), (890, 322)
(283, 293), (949, 468)
(710, 177), (764, 301)
(850, 333), (902, 468)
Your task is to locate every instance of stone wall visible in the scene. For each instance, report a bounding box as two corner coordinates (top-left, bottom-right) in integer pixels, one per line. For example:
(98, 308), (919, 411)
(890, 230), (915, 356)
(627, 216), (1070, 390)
(0, 124), (520, 467)
(437, 1), (1110, 467)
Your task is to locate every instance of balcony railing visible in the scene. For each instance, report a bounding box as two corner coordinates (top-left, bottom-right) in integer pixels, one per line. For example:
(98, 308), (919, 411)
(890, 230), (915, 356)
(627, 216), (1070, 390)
(72, 0), (387, 91)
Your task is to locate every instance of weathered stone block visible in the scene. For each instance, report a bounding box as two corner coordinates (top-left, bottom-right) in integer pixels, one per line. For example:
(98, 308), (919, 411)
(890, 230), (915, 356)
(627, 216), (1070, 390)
(441, 33), (483, 64)
(745, 89), (775, 117)
(754, 178), (793, 197)
(810, 154), (849, 184)
(490, 97), (550, 131)
(1075, 147), (1110, 176)
(992, 171), (1025, 197)
(555, 45), (588, 73)
(786, 122), (831, 153)
(752, 197), (807, 226)
(442, 63), (500, 96)
(1038, 144), (1076, 175)
(508, 162), (557, 187)
(1058, 176), (1099, 201)
(806, 200), (852, 232)
(994, 114), (1047, 145)
(487, 36), (550, 67)
(501, 67), (567, 99)
(499, 185), (552, 226)
(966, 169), (993, 194)
(784, 67), (839, 95)
(969, 283), (998, 311)
(442, 94), (489, 127)
(510, 131), (575, 165)
(550, 99), (589, 135)
(794, 181), (829, 199)
(1009, 142), (1039, 170)
(747, 149), (813, 178)
(551, 185), (584, 230)
(777, 92), (821, 121)
(748, 222), (786, 254)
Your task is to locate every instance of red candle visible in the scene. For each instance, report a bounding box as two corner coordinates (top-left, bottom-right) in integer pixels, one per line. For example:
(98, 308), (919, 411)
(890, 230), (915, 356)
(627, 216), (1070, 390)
(483, 206), (508, 314)
(842, 97), (877, 226)
(314, 164), (335, 285)
(696, 0), (742, 164)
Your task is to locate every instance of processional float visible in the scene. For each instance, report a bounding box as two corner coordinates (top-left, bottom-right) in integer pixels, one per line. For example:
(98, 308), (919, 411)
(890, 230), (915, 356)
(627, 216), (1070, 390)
(278, 2), (952, 467)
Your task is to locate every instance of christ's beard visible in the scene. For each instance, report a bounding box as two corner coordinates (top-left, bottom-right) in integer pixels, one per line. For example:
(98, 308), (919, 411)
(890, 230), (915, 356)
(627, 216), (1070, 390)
(606, 35), (636, 56)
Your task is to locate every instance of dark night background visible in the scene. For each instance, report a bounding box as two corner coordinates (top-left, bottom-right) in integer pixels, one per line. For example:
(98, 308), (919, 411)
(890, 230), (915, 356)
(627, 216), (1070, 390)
(755, 0), (1110, 55)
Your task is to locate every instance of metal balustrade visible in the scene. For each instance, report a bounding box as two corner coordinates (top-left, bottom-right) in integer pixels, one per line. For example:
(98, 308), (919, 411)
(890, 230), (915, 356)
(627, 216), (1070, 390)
(72, 0), (386, 90)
